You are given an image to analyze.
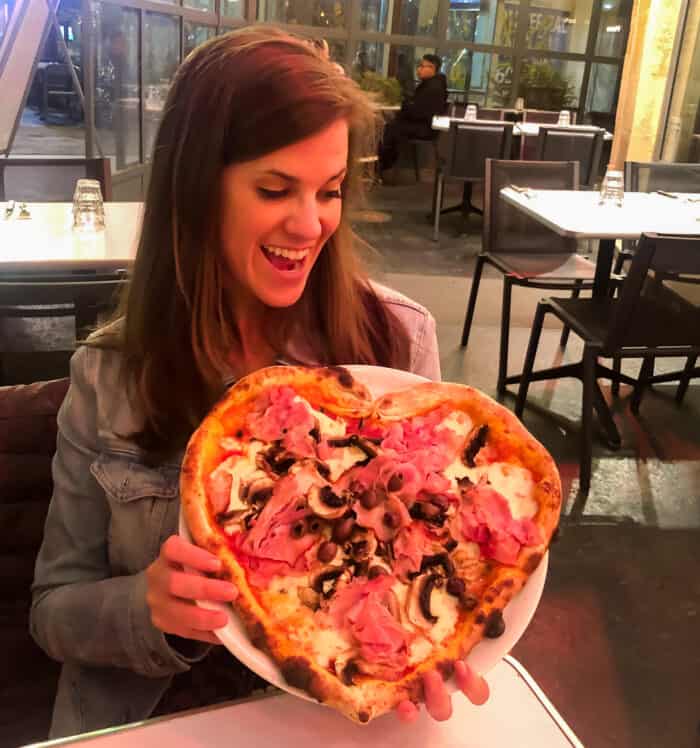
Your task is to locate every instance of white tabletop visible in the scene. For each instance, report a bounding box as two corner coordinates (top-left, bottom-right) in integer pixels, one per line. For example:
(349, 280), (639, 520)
(0, 202), (142, 272)
(500, 189), (700, 240)
(432, 116), (613, 140)
(23, 657), (582, 748)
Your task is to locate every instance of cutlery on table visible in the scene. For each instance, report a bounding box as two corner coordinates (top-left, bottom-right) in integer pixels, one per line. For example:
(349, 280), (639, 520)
(655, 190), (678, 199)
(509, 185), (535, 199)
(4, 200), (14, 219)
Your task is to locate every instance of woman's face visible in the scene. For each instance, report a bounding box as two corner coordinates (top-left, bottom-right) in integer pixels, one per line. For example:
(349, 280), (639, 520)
(219, 118), (348, 314)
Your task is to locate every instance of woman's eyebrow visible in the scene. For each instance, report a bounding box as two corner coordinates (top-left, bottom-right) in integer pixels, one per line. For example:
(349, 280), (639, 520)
(261, 167), (347, 183)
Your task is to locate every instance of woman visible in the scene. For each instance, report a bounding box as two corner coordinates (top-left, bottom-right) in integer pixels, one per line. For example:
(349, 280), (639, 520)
(30, 27), (488, 739)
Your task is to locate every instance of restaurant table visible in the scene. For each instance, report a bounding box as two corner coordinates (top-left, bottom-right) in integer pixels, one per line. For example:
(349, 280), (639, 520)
(22, 656), (583, 748)
(499, 188), (700, 446)
(0, 202), (142, 273)
(432, 116), (613, 141)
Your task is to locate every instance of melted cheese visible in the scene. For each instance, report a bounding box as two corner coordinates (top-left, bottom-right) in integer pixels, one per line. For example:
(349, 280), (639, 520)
(437, 411), (473, 438)
(325, 445), (367, 482)
(444, 459), (537, 520)
(292, 395), (347, 438)
(428, 587), (459, 644)
(266, 574), (311, 618)
(215, 440), (267, 514)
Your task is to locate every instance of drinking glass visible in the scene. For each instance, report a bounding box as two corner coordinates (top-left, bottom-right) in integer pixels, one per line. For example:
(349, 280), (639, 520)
(464, 104), (477, 122)
(599, 168), (624, 207)
(558, 110), (571, 126)
(72, 179), (105, 231)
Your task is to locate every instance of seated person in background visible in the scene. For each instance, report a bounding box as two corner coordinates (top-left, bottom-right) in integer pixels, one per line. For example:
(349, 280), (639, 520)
(378, 53), (447, 175)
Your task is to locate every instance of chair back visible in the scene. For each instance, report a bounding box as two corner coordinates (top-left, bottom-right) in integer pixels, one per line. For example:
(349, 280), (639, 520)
(443, 122), (513, 181)
(534, 127), (604, 187)
(0, 157), (112, 202)
(625, 161), (700, 193)
(606, 233), (700, 350)
(484, 159), (579, 254)
(449, 102), (467, 119)
(523, 110), (561, 124)
(478, 107), (505, 121)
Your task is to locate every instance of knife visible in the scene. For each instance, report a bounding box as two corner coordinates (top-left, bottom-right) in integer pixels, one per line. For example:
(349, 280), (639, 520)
(655, 190), (677, 199)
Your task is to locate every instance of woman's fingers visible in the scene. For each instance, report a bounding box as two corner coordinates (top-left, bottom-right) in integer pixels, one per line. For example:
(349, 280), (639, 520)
(167, 569), (238, 603)
(395, 700), (420, 723)
(161, 535), (222, 573)
(454, 661), (490, 706)
(422, 670), (453, 721)
(151, 597), (228, 636)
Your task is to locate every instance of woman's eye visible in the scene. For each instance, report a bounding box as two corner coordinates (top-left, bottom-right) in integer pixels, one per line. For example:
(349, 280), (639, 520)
(257, 188), (288, 200)
(323, 189), (342, 200)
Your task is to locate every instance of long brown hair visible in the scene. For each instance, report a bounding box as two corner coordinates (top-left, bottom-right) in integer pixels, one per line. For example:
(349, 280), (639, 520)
(94, 26), (411, 456)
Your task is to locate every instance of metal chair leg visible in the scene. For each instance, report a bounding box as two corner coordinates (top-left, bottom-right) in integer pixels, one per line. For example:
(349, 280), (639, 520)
(675, 354), (698, 404)
(497, 277), (513, 394)
(432, 173), (444, 242)
(611, 356), (622, 397)
(559, 281), (581, 349)
(515, 302), (548, 419)
(579, 346), (595, 497)
(460, 254), (485, 348)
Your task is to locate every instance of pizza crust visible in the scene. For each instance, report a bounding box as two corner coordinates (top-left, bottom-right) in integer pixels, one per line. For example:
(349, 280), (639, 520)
(180, 367), (562, 723)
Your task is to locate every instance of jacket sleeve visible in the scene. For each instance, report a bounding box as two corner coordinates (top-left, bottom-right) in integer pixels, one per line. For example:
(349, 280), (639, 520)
(30, 346), (210, 678)
(401, 79), (446, 123)
(410, 309), (442, 382)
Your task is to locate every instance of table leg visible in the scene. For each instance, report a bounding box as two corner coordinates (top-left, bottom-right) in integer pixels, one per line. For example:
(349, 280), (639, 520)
(593, 238), (615, 297)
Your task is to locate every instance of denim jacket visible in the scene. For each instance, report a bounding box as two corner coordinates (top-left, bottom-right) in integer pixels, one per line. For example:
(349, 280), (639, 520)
(30, 283), (440, 739)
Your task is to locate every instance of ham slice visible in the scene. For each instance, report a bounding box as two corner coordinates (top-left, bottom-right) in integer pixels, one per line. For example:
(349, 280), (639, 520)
(459, 482), (542, 565)
(246, 386), (316, 457)
(353, 494), (411, 542)
(393, 523), (437, 578)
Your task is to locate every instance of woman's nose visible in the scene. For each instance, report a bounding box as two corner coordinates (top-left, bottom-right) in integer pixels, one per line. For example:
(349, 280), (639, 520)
(283, 195), (323, 241)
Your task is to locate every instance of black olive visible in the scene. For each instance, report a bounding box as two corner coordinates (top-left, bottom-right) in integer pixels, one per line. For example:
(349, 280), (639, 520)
(317, 541), (338, 563)
(291, 519), (307, 538)
(444, 538), (458, 552)
(360, 490), (382, 510)
(341, 660), (360, 686)
(368, 565), (388, 579)
(484, 609), (506, 638)
(463, 424), (489, 467)
(235, 429), (244, 439)
(320, 486), (346, 508)
(419, 574), (440, 623)
(332, 517), (355, 543)
(382, 510), (400, 529)
(387, 472), (404, 492)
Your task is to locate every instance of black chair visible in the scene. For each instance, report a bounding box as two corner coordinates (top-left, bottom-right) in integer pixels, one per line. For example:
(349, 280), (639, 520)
(461, 159), (596, 393)
(534, 127), (604, 188)
(0, 273), (126, 384)
(478, 107), (505, 121)
(523, 110), (564, 124)
(515, 233), (700, 500)
(432, 122), (514, 241)
(448, 102), (467, 118)
(0, 157), (112, 202)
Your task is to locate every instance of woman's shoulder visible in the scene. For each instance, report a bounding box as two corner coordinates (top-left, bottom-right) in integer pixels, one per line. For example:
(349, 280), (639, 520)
(368, 280), (434, 331)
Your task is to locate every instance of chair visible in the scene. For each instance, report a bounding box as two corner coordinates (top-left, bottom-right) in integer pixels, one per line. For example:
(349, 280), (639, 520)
(0, 273), (126, 384)
(515, 233), (700, 500)
(460, 159), (597, 393)
(0, 157), (112, 202)
(534, 127), (604, 188)
(523, 110), (563, 125)
(448, 102), (467, 119)
(478, 107), (505, 121)
(432, 122), (514, 241)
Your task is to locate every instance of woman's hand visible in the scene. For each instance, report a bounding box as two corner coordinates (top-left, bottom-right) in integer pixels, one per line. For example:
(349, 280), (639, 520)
(396, 661), (489, 723)
(145, 535), (238, 645)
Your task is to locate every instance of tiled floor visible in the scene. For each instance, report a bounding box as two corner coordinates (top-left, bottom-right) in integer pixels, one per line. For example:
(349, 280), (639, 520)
(2, 175), (699, 748)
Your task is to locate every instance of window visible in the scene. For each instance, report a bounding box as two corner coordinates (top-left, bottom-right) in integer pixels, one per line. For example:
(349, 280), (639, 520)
(388, 45), (435, 99)
(143, 13), (180, 161)
(442, 49), (515, 106)
(585, 62), (619, 114)
(447, 0), (517, 46)
(526, 0), (593, 54)
(184, 22), (215, 57)
(518, 57), (586, 109)
(222, 0), (244, 17)
(95, 5), (140, 171)
(259, 0), (346, 28)
(184, 0), (215, 10)
(360, 0), (438, 36)
(595, 0), (631, 57)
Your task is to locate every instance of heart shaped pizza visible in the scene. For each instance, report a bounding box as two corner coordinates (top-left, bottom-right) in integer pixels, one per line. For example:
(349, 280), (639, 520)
(181, 366), (561, 723)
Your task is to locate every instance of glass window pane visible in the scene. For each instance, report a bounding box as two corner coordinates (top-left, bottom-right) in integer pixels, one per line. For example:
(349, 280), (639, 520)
(584, 62), (619, 128)
(385, 45), (435, 99)
(95, 4), (140, 171)
(184, 22), (215, 57)
(258, 0), (346, 28)
(518, 57), (586, 109)
(360, 0), (437, 35)
(447, 0), (518, 46)
(327, 39), (347, 70)
(223, 0), (244, 17)
(442, 49), (514, 106)
(526, 0), (593, 54)
(143, 13), (180, 162)
(184, 0), (215, 10)
(595, 0), (631, 57)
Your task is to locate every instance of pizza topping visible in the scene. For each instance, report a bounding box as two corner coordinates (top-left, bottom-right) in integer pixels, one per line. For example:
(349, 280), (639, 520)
(458, 481), (542, 565)
(462, 424), (489, 467)
(307, 484), (348, 520)
(484, 609), (506, 638)
(353, 493), (411, 542)
(297, 586), (321, 611)
(312, 566), (347, 597)
(317, 541), (339, 564)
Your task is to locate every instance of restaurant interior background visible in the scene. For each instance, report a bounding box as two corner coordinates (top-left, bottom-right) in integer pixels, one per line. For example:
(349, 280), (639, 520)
(1, 0), (698, 197)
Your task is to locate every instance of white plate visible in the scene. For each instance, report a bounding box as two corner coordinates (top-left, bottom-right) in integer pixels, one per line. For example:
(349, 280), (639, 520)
(178, 365), (548, 707)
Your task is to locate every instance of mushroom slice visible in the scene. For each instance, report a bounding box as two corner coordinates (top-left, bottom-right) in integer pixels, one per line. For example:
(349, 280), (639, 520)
(346, 528), (378, 561)
(406, 573), (441, 629)
(311, 565), (349, 599)
(308, 484), (348, 520)
(462, 424), (489, 467)
(243, 476), (274, 505)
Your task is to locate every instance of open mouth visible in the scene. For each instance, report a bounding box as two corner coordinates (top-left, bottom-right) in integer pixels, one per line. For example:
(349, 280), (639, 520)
(261, 244), (311, 272)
